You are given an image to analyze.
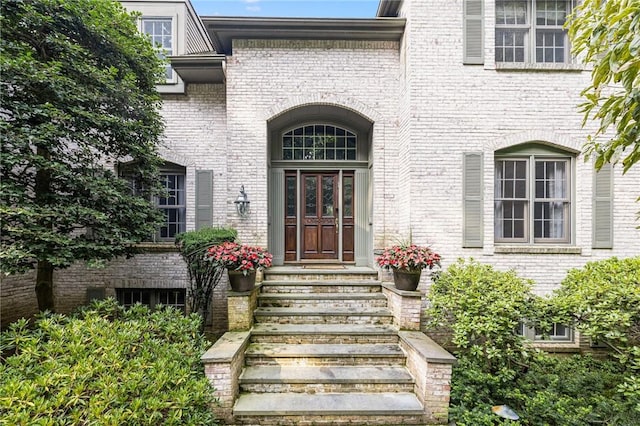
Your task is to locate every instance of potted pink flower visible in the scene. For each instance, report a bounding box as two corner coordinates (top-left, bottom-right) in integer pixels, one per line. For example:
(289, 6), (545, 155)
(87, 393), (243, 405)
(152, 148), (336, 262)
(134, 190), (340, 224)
(376, 244), (441, 290)
(207, 241), (273, 291)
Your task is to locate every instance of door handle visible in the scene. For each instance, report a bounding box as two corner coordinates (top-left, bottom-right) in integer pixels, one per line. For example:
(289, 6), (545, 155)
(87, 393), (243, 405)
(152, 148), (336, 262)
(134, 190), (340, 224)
(335, 216), (339, 233)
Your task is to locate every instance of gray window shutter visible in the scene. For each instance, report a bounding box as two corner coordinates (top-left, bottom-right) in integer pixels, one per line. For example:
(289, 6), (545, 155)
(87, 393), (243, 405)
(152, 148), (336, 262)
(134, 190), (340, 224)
(195, 170), (213, 230)
(463, 0), (484, 64)
(463, 153), (483, 247)
(593, 163), (613, 248)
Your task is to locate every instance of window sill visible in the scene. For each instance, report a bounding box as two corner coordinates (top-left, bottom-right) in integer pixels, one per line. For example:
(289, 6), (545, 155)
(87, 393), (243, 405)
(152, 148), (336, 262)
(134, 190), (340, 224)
(530, 342), (580, 352)
(494, 246), (582, 255)
(495, 62), (585, 72)
(134, 242), (179, 253)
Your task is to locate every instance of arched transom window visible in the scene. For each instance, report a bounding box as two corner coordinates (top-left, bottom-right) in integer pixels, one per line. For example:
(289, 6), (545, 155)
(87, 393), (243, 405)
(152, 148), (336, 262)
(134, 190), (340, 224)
(282, 124), (357, 161)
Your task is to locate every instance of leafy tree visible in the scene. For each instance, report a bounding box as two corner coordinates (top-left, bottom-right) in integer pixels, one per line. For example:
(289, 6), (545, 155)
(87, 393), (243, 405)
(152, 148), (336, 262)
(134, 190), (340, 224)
(0, 299), (218, 424)
(0, 0), (165, 311)
(175, 227), (237, 331)
(567, 0), (640, 173)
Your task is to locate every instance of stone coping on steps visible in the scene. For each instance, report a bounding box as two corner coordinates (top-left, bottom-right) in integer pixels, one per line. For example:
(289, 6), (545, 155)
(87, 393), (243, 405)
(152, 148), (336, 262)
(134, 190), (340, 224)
(245, 343), (405, 358)
(250, 323), (398, 335)
(233, 392), (424, 416)
(266, 265), (377, 274)
(258, 292), (386, 299)
(381, 283), (423, 297)
(227, 283), (262, 297)
(201, 331), (251, 363)
(239, 365), (414, 384)
(399, 331), (457, 365)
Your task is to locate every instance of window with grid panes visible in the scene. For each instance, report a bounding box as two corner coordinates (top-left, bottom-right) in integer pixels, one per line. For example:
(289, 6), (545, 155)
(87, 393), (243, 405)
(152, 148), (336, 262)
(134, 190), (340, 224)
(517, 322), (573, 342)
(117, 288), (186, 313)
(141, 18), (173, 81)
(535, 323), (572, 341)
(494, 152), (572, 244)
(495, 0), (575, 63)
(282, 125), (357, 161)
(157, 171), (186, 240)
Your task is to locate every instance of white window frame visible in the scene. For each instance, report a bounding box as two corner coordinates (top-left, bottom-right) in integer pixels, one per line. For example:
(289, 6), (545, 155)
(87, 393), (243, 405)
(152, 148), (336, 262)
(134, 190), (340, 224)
(157, 168), (186, 241)
(495, 153), (572, 244)
(534, 323), (573, 342)
(517, 322), (574, 342)
(140, 17), (177, 84)
(495, 0), (575, 64)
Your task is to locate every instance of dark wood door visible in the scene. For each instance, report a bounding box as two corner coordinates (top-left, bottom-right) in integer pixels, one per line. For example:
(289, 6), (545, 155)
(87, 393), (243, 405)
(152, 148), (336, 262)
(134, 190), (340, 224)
(301, 172), (338, 259)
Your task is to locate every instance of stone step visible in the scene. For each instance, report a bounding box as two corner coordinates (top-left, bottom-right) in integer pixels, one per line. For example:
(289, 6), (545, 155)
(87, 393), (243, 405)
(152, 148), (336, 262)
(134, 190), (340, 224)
(254, 306), (394, 325)
(233, 392), (424, 418)
(260, 280), (382, 293)
(250, 323), (399, 344)
(244, 343), (406, 366)
(239, 365), (414, 393)
(264, 267), (378, 282)
(258, 292), (388, 308)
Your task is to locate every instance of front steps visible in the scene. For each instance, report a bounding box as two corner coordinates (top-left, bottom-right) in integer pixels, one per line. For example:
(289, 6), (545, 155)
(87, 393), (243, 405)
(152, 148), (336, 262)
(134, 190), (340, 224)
(202, 266), (455, 425)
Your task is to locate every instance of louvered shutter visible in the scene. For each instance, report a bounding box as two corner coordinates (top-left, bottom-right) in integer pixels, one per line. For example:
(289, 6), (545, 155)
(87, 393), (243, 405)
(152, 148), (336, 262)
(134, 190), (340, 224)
(463, 153), (483, 247)
(592, 163), (613, 248)
(464, 0), (484, 64)
(195, 170), (213, 230)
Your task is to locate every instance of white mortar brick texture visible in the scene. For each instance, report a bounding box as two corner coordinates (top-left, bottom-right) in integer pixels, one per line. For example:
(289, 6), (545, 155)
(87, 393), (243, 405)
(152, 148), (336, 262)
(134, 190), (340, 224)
(225, 39), (401, 245)
(4, 0), (640, 330)
(396, 0), (640, 294)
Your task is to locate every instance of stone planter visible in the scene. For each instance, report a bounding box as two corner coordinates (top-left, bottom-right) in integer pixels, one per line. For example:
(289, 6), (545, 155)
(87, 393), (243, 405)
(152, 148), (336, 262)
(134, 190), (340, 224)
(228, 270), (256, 292)
(392, 268), (422, 291)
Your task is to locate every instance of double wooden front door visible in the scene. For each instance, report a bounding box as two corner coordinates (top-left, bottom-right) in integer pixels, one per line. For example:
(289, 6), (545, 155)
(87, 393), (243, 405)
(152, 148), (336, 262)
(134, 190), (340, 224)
(284, 171), (354, 261)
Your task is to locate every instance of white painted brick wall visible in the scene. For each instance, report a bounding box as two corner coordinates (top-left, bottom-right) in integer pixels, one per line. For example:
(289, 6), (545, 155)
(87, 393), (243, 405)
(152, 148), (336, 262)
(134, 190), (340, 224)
(3, 2), (639, 329)
(398, 0), (640, 293)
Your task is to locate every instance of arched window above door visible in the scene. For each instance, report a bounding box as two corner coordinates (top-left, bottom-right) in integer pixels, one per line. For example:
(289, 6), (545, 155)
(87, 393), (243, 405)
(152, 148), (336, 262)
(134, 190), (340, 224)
(282, 124), (357, 161)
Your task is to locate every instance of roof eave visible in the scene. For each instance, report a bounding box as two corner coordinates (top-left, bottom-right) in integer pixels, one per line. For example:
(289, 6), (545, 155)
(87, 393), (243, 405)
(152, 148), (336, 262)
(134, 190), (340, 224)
(199, 17), (406, 55)
(169, 54), (226, 84)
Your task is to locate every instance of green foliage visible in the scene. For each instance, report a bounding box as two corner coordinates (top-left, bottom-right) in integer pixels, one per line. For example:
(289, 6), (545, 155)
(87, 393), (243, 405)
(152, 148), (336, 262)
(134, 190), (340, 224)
(175, 227), (237, 330)
(513, 355), (637, 426)
(567, 0), (640, 173)
(176, 227), (237, 255)
(0, 0), (165, 274)
(450, 355), (636, 426)
(553, 256), (640, 413)
(554, 256), (640, 353)
(0, 299), (218, 425)
(428, 258), (639, 425)
(428, 259), (538, 370)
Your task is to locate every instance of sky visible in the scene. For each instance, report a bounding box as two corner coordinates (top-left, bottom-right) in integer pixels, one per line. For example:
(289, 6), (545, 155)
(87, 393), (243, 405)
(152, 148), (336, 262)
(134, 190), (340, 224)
(191, 0), (381, 18)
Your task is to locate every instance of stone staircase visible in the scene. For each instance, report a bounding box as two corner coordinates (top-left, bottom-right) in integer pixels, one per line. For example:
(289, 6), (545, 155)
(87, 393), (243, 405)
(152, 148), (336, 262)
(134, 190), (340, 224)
(202, 267), (455, 426)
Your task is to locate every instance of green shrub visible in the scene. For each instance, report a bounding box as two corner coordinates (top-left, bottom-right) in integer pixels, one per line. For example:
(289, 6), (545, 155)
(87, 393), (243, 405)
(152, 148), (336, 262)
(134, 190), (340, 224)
(553, 256), (640, 415)
(428, 259), (639, 425)
(175, 227), (237, 330)
(428, 259), (538, 369)
(450, 354), (636, 426)
(0, 299), (218, 425)
(554, 256), (640, 355)
(514, 355), (636, 426)
(175, 227), (237, 254)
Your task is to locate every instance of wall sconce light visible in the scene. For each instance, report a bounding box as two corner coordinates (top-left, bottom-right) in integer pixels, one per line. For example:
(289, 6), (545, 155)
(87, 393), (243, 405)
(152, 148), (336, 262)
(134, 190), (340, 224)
(234, 185), (250, 217)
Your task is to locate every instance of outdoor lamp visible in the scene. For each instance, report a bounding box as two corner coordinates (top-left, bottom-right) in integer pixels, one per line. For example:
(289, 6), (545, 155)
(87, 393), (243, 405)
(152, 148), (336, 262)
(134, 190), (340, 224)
(234, 185), (250, 217)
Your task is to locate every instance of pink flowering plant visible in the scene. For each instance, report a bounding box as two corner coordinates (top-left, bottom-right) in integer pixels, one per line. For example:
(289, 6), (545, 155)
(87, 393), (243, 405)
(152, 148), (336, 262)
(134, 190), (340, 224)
(207, 241), (273, 275)
(376, 244), (441, 272)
